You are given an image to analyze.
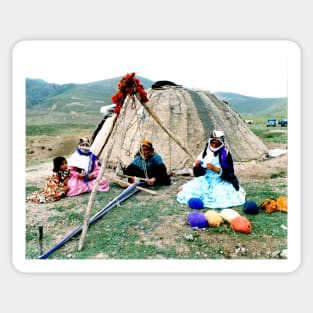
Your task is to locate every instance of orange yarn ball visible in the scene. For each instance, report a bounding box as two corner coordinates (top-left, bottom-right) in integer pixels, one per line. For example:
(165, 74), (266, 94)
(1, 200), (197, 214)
(231, 216), (252, 234)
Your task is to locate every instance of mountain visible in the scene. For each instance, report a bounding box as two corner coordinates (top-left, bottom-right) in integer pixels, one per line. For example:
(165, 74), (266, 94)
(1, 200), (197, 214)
(26, 78), (287, 118)
(26, 76), (155, 112)
(214, 92), (287, 117)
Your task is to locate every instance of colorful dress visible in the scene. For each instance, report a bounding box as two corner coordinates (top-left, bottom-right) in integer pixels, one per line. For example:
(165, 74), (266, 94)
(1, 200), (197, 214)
(27, 169), (70, 203)
(177, 154), (246, 209)
(66, 149), (110, 196)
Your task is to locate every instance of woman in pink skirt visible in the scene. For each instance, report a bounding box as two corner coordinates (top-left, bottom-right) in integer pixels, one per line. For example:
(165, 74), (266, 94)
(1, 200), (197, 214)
(66, 137), (110, 197)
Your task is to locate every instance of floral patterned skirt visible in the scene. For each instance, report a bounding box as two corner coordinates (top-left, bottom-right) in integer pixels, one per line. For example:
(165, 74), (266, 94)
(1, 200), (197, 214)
(27, 173), (67, 203)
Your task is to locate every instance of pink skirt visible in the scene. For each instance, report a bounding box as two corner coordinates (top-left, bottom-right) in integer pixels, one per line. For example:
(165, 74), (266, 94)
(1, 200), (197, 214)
(66, 176), (110, 197)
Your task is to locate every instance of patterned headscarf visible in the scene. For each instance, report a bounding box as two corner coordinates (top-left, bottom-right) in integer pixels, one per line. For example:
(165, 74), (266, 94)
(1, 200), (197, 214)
(79, 137), (91, 146)
(141, 139), (154, 151)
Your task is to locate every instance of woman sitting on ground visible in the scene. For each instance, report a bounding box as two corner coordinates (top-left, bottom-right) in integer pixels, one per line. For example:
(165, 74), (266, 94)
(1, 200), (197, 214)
(66, 137), (110, 196)
(123, 139), (171, 186)
(177, 130), (245, 209)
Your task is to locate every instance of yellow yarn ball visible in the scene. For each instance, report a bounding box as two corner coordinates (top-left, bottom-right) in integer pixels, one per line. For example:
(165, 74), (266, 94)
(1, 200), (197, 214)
(204, 210), (224, 227)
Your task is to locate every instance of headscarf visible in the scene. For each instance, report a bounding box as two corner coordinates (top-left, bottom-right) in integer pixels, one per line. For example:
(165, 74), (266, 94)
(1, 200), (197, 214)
(131, 139), (162, 169)
(68, 137), (97, 173)
(141, 139), (154, 152)
(78, 137), (91, 154)
(138, 139), (154, 160)
(208, 130), (225, 152)
(201, 130), (230, 169)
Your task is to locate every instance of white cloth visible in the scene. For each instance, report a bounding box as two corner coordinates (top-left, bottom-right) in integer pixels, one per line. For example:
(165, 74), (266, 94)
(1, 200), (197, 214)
(196, 148), (214, 167)
(68, 151), (92, 172)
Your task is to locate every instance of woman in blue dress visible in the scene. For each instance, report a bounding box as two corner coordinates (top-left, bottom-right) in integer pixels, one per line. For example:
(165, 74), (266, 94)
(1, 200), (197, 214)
(177, 130), (245, 209)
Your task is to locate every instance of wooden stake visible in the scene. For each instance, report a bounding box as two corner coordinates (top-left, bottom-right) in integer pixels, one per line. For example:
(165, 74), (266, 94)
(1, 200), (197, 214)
(78, 113), (119, 252)
(38, 225), (43, 256)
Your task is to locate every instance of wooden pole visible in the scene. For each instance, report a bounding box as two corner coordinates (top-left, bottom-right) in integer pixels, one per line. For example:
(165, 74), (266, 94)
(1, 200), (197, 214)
(118, 174), (149, 182)
(140, 98), (196, 161)
(78, 90), (195, 252)
(113, 177), (158, 195)
(97, 113), (119, 158)
(78, 112), (119, 252)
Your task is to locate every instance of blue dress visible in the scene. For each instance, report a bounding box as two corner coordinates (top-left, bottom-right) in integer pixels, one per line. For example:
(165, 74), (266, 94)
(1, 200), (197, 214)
(177, 154), (246, 209)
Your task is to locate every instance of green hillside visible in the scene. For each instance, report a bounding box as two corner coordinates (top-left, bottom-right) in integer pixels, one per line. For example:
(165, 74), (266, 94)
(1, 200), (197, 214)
(214, 92), (287, 118)
(25, 76), (155, 136)
(26, 78), (288, 136)
(26, 76), (154, 111)
(26, 78), (288, 118)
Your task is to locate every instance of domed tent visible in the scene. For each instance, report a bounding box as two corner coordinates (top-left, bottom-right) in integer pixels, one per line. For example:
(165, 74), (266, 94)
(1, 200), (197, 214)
(91, 80), (268, 174)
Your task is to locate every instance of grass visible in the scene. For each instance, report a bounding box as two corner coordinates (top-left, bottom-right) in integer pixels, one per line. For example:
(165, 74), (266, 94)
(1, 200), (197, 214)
(25, 118), (288, 260)
(26, 175), (287, 260)
(26, 108), (101, 136)
(26, 124), (95, 136)
(244, 116), (288, 145)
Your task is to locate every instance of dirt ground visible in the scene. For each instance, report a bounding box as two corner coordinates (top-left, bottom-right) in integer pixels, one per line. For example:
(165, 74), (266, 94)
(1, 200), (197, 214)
(25, 134), (288, 259)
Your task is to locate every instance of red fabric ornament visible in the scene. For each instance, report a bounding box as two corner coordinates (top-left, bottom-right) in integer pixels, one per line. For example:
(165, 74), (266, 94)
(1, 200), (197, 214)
(111, 72), (148, 114)
(114, 106), (121, 114)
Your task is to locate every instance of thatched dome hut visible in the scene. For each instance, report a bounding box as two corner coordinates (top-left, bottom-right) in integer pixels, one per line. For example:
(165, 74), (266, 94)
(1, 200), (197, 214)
(91, 84), (268, 174)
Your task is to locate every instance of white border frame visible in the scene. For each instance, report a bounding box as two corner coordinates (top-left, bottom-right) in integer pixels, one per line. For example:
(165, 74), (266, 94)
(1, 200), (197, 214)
(12, 40), (301, 273)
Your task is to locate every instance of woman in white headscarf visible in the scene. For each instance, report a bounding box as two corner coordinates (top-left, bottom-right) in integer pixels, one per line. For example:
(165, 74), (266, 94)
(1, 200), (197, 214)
(177, 130), (245, 209)
(66, 137), (110, 196)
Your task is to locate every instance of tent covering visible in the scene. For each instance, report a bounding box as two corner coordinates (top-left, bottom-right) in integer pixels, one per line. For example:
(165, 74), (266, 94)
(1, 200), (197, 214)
(91, 85), (268, 174)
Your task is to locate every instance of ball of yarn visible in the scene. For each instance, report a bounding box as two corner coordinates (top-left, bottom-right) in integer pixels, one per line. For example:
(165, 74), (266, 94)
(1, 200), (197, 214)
(204, 210), (224, 227)
(187, 211), (209, 228)
(188, 198), (204, 210)
(276, 196), (288, 212)
(231, 216), (252, 234)
(243, 201), (259, 215)
(220, 208), (240, 223)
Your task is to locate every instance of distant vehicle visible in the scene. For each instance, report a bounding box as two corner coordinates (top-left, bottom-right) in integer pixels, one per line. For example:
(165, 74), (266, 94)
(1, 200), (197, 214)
(266, 119), (277, 127)
(278, 119), (288, 127)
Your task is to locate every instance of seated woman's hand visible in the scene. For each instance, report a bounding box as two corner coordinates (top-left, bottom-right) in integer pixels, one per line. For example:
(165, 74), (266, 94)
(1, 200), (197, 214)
(206, 163), (220, 173)
(147, 177), (156, 186)
(78, 171), (85, 178)
(194, 160), (201, 167)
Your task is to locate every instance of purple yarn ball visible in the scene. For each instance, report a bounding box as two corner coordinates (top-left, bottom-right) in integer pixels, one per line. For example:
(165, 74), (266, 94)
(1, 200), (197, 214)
(188, 198), (204, 209)
(187, 211), (209, 228)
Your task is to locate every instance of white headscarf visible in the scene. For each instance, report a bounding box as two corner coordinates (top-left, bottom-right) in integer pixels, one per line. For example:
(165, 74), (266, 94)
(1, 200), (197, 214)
(68, 137), (95, 172)
(196, 130), (225, 167)
(208, 129), (225, 152)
